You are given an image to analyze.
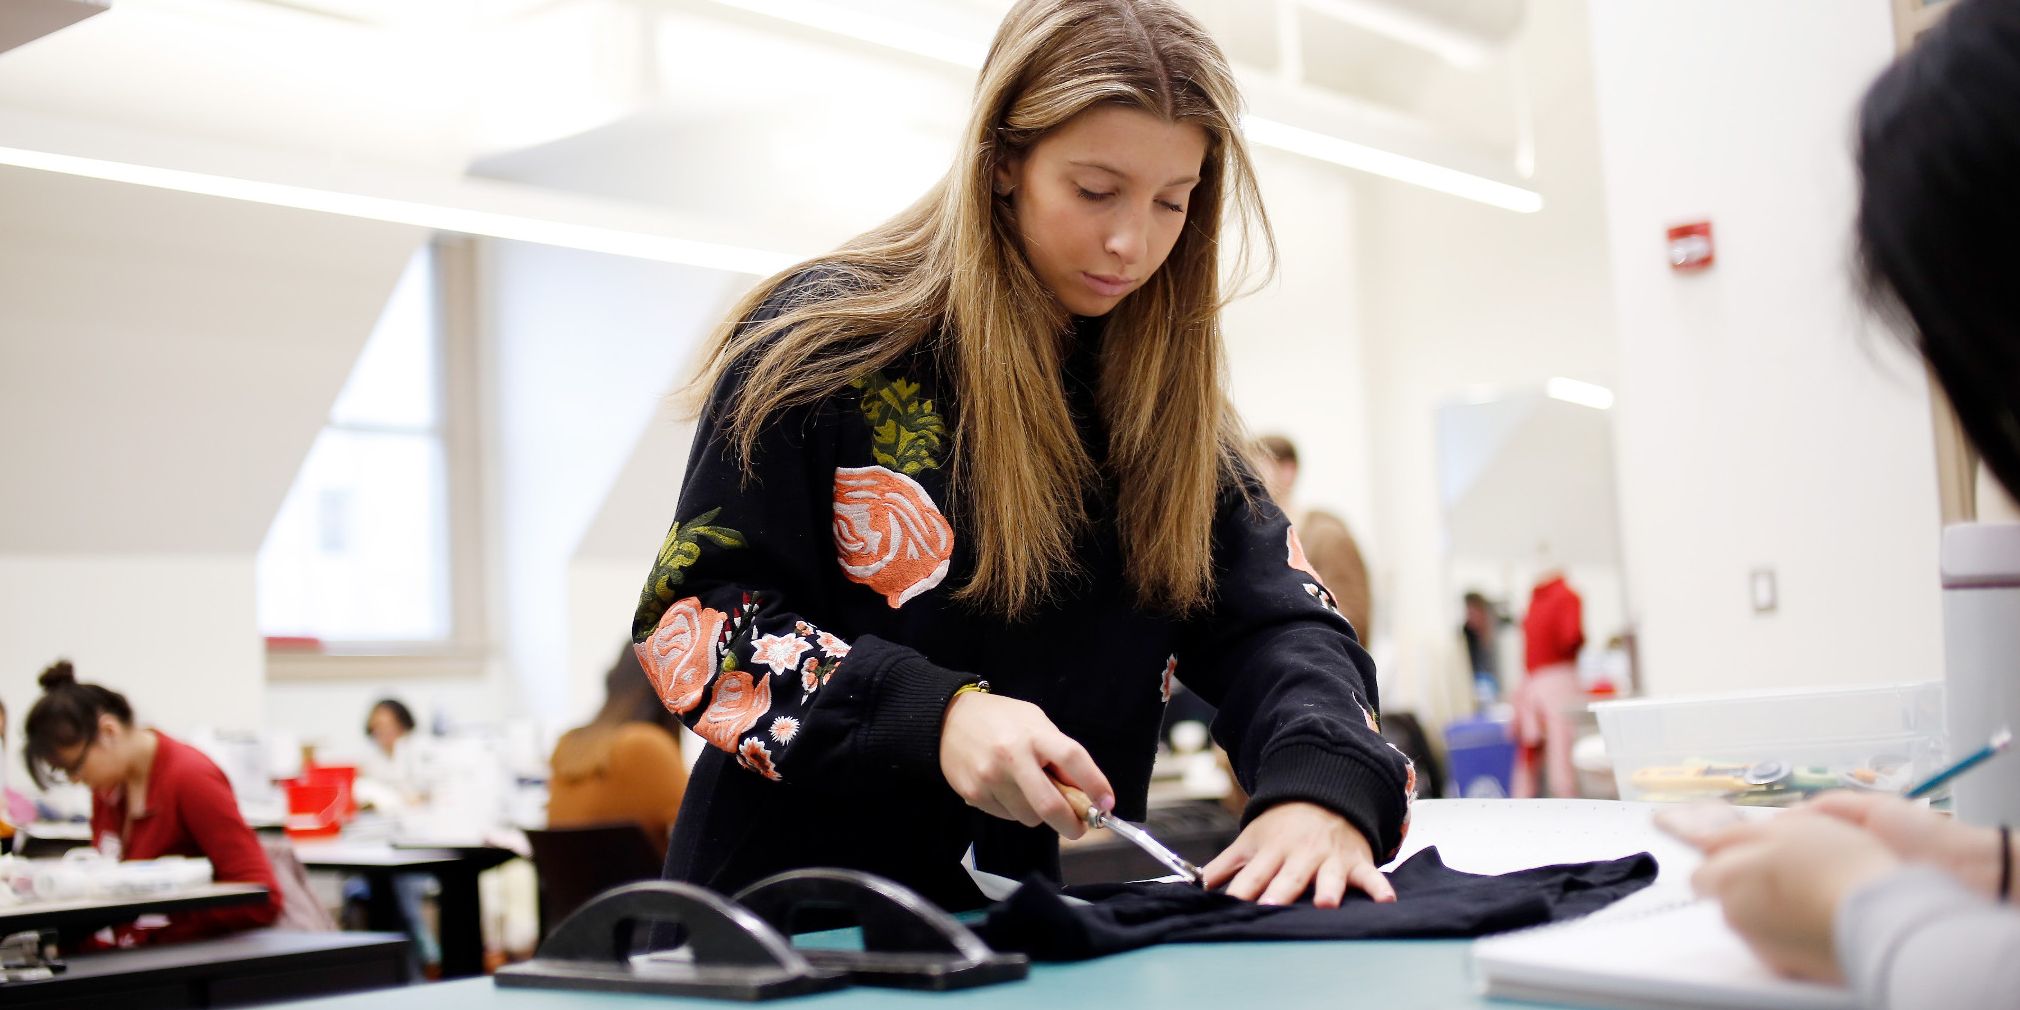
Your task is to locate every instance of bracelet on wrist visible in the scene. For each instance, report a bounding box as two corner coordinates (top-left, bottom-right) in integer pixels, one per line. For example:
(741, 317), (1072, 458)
(1999, 825), (2011, 903)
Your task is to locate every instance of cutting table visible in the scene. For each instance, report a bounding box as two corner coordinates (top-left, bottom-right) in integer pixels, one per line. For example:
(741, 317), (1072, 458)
(262, 800), (1728, 1010)
(266, 937), (1552, 1010)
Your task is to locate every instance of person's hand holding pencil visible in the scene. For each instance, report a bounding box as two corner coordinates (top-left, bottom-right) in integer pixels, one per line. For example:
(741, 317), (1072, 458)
(1669, 725), (2017, 982)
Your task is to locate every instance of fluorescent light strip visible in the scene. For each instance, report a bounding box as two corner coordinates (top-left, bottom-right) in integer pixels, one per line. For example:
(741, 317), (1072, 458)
(703, 0), (1541, 214)
(0, 144), (798, 276)
(1242, 116), (1542, 213)
(1546, 377), (1616, 411)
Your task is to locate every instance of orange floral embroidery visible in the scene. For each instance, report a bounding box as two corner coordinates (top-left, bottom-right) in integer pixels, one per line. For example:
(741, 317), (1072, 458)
(1357, 699), (1381, 734)
(638, 597), (727, 715)
(696, 666), (773, 753)
(833, 465), (954, 608)
(1287, 526), (1326, 588)
(738, 738), (782, 781)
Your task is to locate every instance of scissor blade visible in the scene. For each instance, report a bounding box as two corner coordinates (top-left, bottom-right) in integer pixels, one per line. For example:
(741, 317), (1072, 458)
(1102, 816), (1204, 885)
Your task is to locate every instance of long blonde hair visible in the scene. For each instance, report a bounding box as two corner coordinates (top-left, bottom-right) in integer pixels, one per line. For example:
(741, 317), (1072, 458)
(691, 0), (1274, 619)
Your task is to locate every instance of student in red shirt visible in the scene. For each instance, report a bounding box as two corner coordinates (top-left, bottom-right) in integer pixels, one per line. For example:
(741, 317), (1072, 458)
(1511, 572), (1584, 799)
(24, 660), (282, 944)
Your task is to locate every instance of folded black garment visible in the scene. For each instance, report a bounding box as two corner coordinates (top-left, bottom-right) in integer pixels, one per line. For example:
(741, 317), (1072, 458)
(979, 846), (1657, 960)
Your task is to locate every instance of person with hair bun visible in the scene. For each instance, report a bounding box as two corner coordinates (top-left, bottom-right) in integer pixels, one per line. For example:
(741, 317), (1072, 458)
(24, 660), (282, 943)
(631, 0), (1412, 912)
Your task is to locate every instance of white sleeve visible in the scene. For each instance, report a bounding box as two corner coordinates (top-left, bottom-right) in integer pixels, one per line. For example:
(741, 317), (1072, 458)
(1835, 865), (2020, 1010)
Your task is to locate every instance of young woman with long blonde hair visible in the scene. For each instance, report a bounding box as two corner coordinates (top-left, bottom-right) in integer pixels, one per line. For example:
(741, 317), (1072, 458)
(633, 0), (1413, 911)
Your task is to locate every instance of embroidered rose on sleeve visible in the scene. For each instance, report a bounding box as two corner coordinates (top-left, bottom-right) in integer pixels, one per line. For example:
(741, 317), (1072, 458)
(637, 597), (727, 715)
(696, 666), (773, 753)
(833, 466), (954, 608)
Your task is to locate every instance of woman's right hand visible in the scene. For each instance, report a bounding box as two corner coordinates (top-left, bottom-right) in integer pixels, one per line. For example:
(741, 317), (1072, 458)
(1802, 791), (2007, 898)
(939, 690), (1114, 839)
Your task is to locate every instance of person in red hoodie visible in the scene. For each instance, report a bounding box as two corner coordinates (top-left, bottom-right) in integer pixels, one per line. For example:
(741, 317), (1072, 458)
(24, 660), (282, 944)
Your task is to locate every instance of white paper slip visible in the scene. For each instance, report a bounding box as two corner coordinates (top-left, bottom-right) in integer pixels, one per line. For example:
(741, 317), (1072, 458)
(1471, 898), (1854, 1010)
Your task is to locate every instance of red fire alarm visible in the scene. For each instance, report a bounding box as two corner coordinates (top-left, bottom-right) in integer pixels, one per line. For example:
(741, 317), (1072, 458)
(1668, 221), (1714, 271)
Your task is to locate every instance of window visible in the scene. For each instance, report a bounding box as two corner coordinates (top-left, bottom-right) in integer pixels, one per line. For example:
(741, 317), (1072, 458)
(258, 243), (470, 651)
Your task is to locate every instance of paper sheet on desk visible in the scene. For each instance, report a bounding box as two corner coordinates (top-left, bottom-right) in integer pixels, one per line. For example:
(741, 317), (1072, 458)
(1408, 800), (1848, 1010)
(1472, 899), (1853, 1010)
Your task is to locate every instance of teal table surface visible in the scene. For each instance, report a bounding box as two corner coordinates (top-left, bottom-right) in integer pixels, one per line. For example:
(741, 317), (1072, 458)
(271, 800), (1711, 1010)
(268, 938), (1581, 1010)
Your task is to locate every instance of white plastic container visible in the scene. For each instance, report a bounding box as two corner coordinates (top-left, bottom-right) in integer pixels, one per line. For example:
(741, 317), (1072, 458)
(1940, 522), (2020, 826)
(1592, 682), (1946, 805)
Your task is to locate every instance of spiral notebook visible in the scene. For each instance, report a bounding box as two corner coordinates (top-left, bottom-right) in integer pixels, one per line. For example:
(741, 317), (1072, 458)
(1471, 897), (1855, 1010)
(1381, 799), (1853, 1010)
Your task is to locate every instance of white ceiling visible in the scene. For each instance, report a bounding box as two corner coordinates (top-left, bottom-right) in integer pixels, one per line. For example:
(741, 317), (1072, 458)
(0, 0), (1535, 182)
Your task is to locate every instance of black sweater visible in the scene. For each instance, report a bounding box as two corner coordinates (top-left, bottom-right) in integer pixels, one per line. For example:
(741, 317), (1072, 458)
(632, 283), (1413, 911)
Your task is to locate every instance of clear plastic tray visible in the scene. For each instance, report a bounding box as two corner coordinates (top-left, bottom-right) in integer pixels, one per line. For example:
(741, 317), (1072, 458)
(1591, 682), (1946, 806)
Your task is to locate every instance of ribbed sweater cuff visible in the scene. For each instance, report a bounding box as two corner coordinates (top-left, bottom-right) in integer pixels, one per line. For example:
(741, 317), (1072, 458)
(1242, 740), (1405, 860)
(859, 653), (977, 779)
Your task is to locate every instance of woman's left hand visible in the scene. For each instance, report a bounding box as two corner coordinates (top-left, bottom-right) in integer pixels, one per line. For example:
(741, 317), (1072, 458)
(1202, 801), (1393, 907)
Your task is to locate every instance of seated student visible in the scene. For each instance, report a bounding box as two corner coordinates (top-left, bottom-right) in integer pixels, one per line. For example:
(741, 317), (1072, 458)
(355, 697), (426, 812)
(547, 648), (689, 860)
(1687, 1), (2020, 1006)
(346, 697), (440, 972)
(23, 660), (282, 943)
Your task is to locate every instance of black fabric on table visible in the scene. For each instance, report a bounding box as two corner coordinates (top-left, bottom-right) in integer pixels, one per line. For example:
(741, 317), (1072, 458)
(978, 846), (1657, 961)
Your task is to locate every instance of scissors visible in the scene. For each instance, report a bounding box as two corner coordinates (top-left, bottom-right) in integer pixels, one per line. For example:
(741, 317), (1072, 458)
(1052, 778), (1206, 887)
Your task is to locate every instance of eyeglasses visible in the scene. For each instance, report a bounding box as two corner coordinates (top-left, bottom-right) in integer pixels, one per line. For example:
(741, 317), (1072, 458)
(50, 733), (99, 784)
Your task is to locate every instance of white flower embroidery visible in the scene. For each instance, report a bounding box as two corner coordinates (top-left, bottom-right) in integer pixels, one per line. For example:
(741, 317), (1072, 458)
(770, 716), (800, 744)
(1160, 654), (1177, 703)
(750, 632), (813, 677)
(816, 631), (851, 658)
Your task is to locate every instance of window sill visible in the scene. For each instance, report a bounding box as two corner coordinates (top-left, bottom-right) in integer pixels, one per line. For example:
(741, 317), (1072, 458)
(265, 647), (489, 682)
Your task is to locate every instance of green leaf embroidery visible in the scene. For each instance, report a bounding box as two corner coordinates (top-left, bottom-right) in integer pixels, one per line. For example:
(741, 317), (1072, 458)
(852, 371), (946, 476)
(631, 507), (747, 642)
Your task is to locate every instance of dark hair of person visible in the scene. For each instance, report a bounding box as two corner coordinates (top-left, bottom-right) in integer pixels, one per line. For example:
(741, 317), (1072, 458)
(364, 698), (417, 738)
(1855, 0), (2020, 499)
(23, 659), (135, 789)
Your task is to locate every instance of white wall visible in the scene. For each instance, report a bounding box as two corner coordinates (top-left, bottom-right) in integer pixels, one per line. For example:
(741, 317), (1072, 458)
(1587, 0), (1943, 696)
(482, 240), (746, 730)
(0, 556), (263, 770)
(1355, 0), (1621, 727)
(0, 167), (422, 555)
(1224, 148), (1375, 548)
(0, 165), (420, 778)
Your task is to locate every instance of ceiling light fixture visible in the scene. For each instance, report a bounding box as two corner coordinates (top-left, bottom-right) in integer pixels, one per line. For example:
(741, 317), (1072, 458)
(0, 144), (798, 275)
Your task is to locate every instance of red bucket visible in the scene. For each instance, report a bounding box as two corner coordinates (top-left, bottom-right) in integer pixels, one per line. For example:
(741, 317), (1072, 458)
(300, 764), (358, 820)
(284, 782), (344, 840)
